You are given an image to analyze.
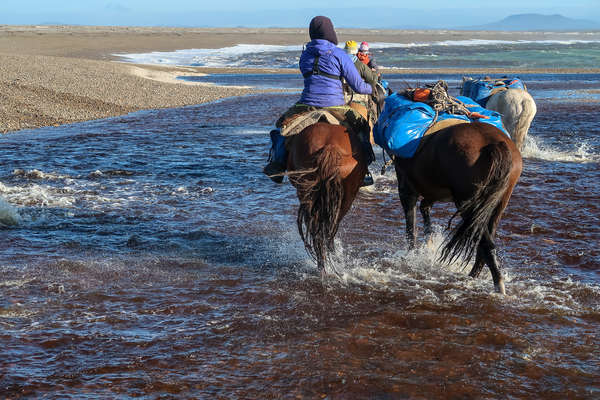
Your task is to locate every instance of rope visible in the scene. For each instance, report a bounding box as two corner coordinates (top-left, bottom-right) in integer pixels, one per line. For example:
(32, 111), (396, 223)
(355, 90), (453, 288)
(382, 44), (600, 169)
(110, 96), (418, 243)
(404, 80), (474, 117)
(427, 80), (472, 116)
(380, 150), (395, 175)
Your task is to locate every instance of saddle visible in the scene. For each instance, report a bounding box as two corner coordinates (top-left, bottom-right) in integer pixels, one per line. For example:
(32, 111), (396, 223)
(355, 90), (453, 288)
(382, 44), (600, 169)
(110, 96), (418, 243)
(277, 108), (341, 137)
(423, 118), (469, 137)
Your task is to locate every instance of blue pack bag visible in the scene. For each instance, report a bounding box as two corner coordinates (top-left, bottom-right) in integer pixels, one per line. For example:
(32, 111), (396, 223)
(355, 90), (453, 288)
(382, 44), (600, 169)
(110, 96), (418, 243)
(374, 93), (509, 159)
(374, 92), (437, 158)
(462, 77), (526, 107)
(456, 96), (508, 136)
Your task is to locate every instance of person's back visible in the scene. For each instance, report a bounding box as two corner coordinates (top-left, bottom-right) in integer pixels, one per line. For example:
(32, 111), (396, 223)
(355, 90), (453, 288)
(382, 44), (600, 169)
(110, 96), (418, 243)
(263, 16), (375, 184)
(298, 28), (372, 107)
(299, 40), (351, 107)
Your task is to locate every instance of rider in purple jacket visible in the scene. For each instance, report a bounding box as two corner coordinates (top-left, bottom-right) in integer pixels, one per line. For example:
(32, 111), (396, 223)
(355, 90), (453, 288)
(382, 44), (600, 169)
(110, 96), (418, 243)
(264, 16), (375, 184)
(298, 36), (373, 107)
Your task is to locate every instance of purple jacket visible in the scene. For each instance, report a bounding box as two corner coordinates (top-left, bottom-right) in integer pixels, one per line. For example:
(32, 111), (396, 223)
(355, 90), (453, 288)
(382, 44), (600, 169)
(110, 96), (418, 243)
(299, 39), (373, 107)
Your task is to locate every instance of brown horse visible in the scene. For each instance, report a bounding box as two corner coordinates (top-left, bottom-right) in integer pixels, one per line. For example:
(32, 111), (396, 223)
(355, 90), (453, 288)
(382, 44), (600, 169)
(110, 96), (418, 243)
(286, 122), (368, 276)
(394, 121), (522, 294)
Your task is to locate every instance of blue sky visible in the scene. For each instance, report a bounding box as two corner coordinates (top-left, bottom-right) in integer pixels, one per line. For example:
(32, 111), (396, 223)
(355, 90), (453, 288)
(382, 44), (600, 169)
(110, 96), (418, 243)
(1, 0), (598, 28)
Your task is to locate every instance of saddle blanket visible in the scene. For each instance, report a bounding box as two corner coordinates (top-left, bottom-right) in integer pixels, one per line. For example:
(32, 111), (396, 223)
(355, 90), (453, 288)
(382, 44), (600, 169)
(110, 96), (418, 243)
(373, 93), (508, 158)
(278, 109), (341, 137)
(462, 77), (526, 107)
(276, 103), (369, 138)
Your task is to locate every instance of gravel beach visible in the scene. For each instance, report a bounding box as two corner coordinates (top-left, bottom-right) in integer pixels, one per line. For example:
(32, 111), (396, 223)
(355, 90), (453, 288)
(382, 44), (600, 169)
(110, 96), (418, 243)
(0, 26), (278, 133)
(1, 25), (598, 133)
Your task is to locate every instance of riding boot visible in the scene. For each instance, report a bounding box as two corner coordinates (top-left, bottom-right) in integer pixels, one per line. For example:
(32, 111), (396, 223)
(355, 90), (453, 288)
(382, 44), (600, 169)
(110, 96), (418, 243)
(364, 140), (376, 165)
(359, 131), (375, 187)
(263, 129), (287, 183)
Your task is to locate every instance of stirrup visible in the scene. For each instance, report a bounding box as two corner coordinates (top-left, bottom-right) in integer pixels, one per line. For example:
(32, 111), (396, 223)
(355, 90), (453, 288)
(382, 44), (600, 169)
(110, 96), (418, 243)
(360, 171), (374, 187)
(263, 161), (285, 184)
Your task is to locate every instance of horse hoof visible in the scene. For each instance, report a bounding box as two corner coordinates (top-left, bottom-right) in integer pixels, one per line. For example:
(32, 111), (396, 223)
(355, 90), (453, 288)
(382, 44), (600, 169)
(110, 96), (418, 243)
(425, 237), (434, 250)
(495, 281), (506, 295)
(320, 268), (327, 282)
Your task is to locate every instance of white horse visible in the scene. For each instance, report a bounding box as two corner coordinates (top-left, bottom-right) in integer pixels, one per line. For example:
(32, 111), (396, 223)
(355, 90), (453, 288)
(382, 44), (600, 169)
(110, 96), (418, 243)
(462, 77), (537, 151)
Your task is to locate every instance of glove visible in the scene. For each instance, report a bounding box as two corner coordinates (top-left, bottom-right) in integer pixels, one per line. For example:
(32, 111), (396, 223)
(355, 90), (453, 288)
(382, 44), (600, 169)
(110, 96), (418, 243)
(371, 83), (382, 104)
(371, 83), (386, 114)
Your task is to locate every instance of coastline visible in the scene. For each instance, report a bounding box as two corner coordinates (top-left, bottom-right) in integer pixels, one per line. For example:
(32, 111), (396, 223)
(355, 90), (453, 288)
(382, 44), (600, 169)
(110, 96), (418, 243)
(1, 25), (599, 133)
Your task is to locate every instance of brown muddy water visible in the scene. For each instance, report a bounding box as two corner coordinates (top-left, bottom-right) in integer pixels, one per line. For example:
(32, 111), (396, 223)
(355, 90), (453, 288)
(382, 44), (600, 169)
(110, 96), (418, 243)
(1, 74), (599, 399)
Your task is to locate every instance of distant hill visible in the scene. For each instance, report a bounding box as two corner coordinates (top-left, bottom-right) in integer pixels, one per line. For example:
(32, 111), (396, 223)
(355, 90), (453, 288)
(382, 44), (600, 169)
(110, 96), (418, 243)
(463, 13), (600, 31)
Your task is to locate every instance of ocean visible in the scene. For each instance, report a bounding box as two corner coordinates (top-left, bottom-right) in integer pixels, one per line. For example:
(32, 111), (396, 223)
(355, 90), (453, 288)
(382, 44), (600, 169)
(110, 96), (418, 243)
(115, 36), (600, 70)
(1, 37), (599, 398)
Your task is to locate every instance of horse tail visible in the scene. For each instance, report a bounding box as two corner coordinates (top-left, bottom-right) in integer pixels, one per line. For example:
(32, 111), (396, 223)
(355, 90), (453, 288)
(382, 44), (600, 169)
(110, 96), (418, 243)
(440, 141), (512, 266)
(513, 92), (537, 150)
(296, 144), (344, 263)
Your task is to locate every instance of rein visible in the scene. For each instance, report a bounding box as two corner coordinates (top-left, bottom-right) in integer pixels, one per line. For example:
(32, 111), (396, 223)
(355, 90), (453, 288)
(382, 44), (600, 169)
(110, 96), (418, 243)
(268, 167), (319, 180)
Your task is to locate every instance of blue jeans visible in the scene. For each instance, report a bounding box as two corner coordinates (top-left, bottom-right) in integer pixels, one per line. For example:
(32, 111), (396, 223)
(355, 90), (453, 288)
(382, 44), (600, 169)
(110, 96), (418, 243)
(269, 129), (287, 166)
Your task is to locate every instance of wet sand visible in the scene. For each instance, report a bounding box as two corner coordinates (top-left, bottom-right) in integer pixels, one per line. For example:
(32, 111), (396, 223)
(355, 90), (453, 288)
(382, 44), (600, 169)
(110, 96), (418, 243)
(1, 25), (599, 133)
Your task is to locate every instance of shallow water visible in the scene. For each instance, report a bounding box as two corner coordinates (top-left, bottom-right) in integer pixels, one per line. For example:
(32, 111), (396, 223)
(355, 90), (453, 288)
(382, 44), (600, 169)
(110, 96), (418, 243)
(1, 73), (599, 398)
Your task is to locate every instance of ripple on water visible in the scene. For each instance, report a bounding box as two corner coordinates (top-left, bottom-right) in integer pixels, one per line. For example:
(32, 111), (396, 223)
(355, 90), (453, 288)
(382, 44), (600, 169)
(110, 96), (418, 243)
(1, 81), (599, 397)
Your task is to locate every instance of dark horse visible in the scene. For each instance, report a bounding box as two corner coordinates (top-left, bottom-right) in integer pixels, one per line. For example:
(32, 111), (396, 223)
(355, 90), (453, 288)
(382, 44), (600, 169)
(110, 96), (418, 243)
(286, 122), (369, 276)
(394, 121), (522, 294)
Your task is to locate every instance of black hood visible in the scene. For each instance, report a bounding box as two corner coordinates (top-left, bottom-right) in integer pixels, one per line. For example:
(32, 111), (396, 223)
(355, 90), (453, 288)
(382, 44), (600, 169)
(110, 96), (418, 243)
(308, 16), (338, 45)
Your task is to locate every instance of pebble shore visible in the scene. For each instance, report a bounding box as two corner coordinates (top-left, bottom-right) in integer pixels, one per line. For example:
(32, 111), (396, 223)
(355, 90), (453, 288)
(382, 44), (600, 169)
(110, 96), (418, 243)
(0, 54), (255, 132)
(0, 26), (277, 133)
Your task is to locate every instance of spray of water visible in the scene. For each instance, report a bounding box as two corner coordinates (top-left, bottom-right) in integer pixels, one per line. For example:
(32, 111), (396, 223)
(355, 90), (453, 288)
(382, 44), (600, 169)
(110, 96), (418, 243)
(522, 135), (598, 163)
(0, 196), (20, 227)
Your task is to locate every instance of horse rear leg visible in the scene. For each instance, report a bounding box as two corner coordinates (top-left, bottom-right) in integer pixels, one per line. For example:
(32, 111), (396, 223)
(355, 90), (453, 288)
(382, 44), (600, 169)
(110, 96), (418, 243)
(420, 199), (434, 247)
(468, 247), (486, 278)
(475, 174), (517, 294)
(470, 203), (506, 292)
(400, 192), (417, 249)
(477, 231), (505, 294)
(396, 166), (418, 249)
(469, 208), (501, 280)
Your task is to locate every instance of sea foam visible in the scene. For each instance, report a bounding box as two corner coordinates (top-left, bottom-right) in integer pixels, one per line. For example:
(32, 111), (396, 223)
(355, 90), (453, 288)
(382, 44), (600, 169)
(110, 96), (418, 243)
(115, 44), (303, 67)
(114, 39), (600, 68)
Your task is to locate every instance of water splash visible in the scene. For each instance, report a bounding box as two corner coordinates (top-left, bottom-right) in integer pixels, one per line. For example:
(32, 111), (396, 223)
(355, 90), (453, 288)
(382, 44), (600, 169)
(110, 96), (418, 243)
(324, 228), (484, 289)
(316, 228), (600, 315)
(0, 196), (20, 227)
(522, 135), (598, 163)
(0, 180), (76, 208)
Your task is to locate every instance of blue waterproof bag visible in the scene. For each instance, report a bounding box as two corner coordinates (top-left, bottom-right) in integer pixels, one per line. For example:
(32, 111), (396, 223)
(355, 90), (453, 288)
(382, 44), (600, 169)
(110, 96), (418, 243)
(462, 77), (526, 107)
(374, 93), (509, 159)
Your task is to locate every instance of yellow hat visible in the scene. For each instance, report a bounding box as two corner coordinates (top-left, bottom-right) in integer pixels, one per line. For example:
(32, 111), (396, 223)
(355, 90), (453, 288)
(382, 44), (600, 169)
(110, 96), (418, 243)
(344, 40), (358, 55)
